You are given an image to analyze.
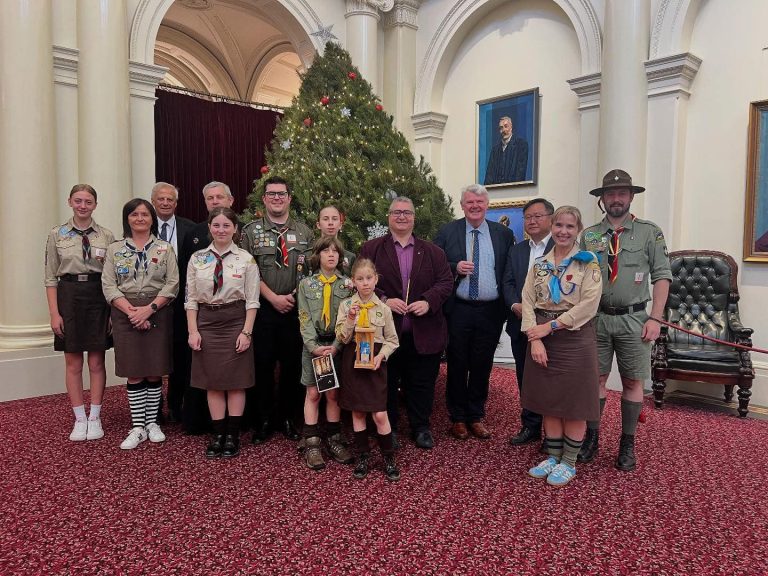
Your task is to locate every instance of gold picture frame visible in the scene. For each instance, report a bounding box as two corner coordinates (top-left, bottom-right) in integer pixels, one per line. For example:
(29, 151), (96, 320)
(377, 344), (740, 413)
(744, 99), (768, 262)
(487, 199), (530, 242)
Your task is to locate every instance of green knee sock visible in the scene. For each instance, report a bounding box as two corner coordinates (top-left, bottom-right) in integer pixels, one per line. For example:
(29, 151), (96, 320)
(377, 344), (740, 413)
(621, 399), (643, 435)
(587, 397), (606, 431)
(562, 435), (583, 468)
(545, 437), (563, 460)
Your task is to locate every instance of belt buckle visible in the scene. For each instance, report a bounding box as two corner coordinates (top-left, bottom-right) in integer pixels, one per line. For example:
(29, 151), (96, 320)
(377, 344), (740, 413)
(77, 274), (89, 282)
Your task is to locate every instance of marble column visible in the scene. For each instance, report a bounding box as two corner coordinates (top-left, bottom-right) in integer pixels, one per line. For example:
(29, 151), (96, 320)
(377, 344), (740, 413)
(130, 61), (168, 200)
(382, 0), (420, 143)
(346, 0), (392, 96)
(567, 72), (602, 224)
(598, 0), (650, 208)
(644, 53), (701, 249)
(0, 0), (57, 348)
(77, 0), (132, 234)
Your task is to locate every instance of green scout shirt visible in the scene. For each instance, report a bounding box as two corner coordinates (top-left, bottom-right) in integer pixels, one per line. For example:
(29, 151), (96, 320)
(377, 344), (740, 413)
(580, 215), (672, 308)
(297, 273), (355, 353)
(240, 216), (313, 295)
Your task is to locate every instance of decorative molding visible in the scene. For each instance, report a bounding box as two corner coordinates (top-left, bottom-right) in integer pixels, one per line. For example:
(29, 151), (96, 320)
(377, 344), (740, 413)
(382, 0), (420, 30)
(645, 52), (702, 98)
(414, 0), (602, 115)
(53, 45), (79, 87)
(567, 72), (601, 110)
(129, 61), (169, 100)
(179, 0), (213, 9)
(345, 0), (394, 19)
(411, 111), (448, 141)
(650, 0), (701, 59)
(0, 324), (56, 351)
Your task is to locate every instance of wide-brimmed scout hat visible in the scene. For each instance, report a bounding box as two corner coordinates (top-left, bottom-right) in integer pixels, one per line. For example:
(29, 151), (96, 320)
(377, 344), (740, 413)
(589, 169), (646, 196)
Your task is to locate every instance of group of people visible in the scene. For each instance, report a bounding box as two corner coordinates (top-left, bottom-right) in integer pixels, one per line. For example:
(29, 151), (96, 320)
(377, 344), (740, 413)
(45, 168), (671, 486)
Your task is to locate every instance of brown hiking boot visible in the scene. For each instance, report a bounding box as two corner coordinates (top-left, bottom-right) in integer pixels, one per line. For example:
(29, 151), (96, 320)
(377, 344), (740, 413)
(303, 436), (326, 471)
(327, 433), (354, 464)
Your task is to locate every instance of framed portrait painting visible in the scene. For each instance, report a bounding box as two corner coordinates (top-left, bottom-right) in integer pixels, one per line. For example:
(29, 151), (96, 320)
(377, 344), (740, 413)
(486, 199), (527, 243)
(477, 88), (539, 187)
(744, 99), (768, 262)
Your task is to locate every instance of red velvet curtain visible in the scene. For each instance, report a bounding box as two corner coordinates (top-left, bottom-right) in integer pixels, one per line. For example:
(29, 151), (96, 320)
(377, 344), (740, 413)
(154, 90), (281, 223)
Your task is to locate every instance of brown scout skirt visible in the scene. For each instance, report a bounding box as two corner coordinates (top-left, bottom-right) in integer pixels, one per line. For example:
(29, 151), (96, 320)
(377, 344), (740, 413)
(191, 301), (254, 391)
(111, 294), (173, 378)
(339, 341), (387, 412)
(521, 314), (600, 422)
(55, 275), (111, 353)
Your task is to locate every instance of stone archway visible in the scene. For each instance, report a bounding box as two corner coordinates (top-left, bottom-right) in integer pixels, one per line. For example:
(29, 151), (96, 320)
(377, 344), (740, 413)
(649, 0), (702, 59)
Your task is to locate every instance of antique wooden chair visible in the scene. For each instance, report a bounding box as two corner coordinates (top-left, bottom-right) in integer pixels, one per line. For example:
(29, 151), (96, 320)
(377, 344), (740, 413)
(651, 250), (755, 417)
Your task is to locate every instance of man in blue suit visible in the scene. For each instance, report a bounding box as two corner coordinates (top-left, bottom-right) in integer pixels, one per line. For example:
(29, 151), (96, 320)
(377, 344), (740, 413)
(502, 198), (554, 445)
(434, 184), (516, 440)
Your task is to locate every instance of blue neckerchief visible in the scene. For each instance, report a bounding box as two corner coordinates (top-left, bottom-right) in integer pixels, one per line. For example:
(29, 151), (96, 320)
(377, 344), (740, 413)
(545, 251), (596, 304)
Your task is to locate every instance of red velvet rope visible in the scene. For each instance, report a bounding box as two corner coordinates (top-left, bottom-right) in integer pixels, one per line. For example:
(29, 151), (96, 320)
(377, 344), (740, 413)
(648, 316), (768, 355)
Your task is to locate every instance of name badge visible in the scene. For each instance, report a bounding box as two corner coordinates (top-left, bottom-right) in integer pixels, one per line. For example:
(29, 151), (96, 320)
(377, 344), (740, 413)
(634, 272), (644, 283)
(93, 247), (106, 259)
(287, 234), (297, 242)
(232, 274), (242, 279)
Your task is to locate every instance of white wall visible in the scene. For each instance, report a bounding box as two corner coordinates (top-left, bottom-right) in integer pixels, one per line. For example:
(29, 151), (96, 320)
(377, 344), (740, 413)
(675, 0), (768, 405)
(438, 0), (582, 206)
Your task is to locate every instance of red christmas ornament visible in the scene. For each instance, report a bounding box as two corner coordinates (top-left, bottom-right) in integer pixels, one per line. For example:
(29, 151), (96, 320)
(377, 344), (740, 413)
(303, 117), (312, 127)
(260, 165), (270, 174)
(348, 72), (357, 79)
(320, 96), (330, 105)
(375, 104), (384, 111)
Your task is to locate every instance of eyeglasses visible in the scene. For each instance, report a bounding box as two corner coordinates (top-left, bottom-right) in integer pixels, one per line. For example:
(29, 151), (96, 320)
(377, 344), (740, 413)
(264, 191), (289, 198)
(389, 210), (415, 217)
(523, 213), (552, 222)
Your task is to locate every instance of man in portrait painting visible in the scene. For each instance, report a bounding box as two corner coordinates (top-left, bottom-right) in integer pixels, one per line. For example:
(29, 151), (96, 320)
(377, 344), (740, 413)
(484, 116), (528, 185)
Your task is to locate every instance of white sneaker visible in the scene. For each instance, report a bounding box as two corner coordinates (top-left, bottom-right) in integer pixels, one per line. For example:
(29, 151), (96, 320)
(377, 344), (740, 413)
(145, 423), (166, 443)
(120, 426), (148, 450)
(69, 419), (88, 441)
(86, 418), (104, 440)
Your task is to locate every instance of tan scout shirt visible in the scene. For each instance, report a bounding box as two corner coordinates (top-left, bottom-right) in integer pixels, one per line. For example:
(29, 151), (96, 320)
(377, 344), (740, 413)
(185, 243), (260, 310)
(298, 273), (355, 352)
(44, 219), (115, 286)
(580, 215), (673, 308)
(240, 216), (313, 295)
(521, 245), (602, 332)
(335, 293), (399, 361)
(102, 236), (179, 303)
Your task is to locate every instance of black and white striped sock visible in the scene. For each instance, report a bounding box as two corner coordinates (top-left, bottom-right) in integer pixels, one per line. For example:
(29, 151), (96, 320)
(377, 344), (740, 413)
(127, 381), (148, 428)
(145, 380), (162, 426)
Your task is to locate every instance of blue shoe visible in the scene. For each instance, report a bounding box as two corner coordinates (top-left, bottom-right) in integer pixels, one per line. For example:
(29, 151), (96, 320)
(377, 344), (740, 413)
(528, 456), (558, 479)
(546, 462), (577, 487)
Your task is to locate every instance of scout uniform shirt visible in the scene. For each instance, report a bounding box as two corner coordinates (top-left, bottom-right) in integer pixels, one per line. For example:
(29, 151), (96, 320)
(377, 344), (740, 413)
(184, 244), (261, 310)
(298, 273), (355, 353)
(44, 219), (115, 286)
(102, 236), (179, 303)
(580, 215), (673, 308)
(520, 245), (603, 333)
(240, 216), (313, 295)
(335, 293), (400, 360)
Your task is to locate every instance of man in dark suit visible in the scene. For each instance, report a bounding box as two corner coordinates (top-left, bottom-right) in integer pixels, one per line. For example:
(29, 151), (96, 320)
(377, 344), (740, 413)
(151, 182), (195, 423)
(360, 197), (454, 449)
(502, 198), (554, 445)
(434, 184), (515, 440)
(177, 181), (235, 434)
(484, 116), (528, 185)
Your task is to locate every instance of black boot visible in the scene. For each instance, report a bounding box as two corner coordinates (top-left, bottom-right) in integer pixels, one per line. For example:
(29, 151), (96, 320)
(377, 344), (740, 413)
(206, 435), (225, 459)
(353, 452), (370, 479)
(615, 433), (636, 472)
(383, 454), (401, 482)
(577, 428), (599, 463)
(222, 434), (240, 458)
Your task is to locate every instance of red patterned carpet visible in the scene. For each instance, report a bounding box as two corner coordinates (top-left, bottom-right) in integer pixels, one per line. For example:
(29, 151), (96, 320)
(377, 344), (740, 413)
(1, 365), (767, 576)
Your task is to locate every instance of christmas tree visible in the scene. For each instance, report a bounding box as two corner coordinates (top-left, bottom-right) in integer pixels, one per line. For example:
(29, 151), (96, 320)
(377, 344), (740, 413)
(247, 42), (453, 250)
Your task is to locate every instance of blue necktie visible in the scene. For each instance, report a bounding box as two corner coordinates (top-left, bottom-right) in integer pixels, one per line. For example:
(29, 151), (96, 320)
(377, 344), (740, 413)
(469, 229), (480, 300)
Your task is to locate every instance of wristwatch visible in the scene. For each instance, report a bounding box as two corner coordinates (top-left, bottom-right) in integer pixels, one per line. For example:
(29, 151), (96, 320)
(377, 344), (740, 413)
(150, 303), (158, 313)
(550, 320), (558, 331)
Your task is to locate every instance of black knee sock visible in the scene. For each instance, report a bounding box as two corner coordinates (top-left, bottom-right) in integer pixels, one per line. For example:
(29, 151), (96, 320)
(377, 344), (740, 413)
(621, 399), (643, 436)
(303, 423), (320, 438)
(378, 432), (395, 457)
(227, 415), (242, 436)
(326, 420), (341, 437)
(212, 418), (226, 436)
(354, 430), (369, 454)
(127, 380), (149, 428)
(145, 380), (162, 425)
(587, 397), (606, 431)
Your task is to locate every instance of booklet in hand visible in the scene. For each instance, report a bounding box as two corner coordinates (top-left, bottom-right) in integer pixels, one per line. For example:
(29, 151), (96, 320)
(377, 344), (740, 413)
(312, 354), (340, 393)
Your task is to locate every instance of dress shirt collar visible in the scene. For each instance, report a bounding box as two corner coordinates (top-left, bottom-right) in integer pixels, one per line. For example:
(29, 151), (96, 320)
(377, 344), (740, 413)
(206, 242), (240, 257)
(529, 233), (551, 250)
(391, 234), (414, 248)
(465, 219), (490, 235)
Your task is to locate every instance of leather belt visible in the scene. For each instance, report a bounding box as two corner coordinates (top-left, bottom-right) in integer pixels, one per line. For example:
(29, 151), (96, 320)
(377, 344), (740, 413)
(200, 300), (244, 310)
(599, 302), (647, 316)
(122, 291), (159, 299)
(534, 309), (567, 320)
(59, 273), (101, 283)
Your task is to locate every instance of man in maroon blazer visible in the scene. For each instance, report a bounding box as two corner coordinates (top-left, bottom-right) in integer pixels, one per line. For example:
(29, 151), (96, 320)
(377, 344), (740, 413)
(359, 197), (454, 449)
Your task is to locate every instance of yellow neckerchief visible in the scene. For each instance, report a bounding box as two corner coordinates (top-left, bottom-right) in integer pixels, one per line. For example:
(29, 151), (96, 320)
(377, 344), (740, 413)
(318, 273), (338, 329)
(357, 300), (376, 328)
